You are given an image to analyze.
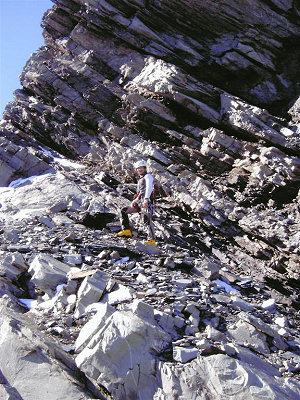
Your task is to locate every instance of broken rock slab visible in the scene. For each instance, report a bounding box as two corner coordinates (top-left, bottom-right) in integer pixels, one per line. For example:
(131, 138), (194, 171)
(228, 319), (270, 354)
(173, 346), (199, 363)
(102, 283), (135, 305)
(63, 253), (83, 266)
(156, 348), (300, 400)
(155, 309), (179, 339)
(128, 299), (155, 322)
(0, 301), (98, 400)
(0, 172), (87, 221)
(75, 302), (116, 353)
(28, 254), (71, 295)
(238, 311), (285, 339)
(231, 295), (255, 312)
(171, 277), (194, 289)
(76, 310), (171, 400)
(193, 259), (220, 280)
(74, 270), (109, 319)
(0, 252), (28, 280)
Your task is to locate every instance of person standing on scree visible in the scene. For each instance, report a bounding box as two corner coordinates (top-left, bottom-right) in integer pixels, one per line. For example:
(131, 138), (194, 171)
(116, 160), (157, 246)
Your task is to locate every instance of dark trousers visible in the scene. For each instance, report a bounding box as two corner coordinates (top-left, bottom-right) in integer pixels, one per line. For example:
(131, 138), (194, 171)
(120, 204), (155, 240)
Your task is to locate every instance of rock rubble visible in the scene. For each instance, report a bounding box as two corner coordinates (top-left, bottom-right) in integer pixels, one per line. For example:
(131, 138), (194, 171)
(0, 0), (300, 399)
(0, 164), (299, 399)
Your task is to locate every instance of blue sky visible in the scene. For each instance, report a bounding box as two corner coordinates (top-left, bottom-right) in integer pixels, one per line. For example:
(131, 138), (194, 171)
(0, 0), (53, 117)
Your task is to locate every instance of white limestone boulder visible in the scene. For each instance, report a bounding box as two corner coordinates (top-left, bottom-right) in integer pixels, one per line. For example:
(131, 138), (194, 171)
(155, 348), (300, 400)
(76, 310), (171, 399)
(228, 319), (270, 354)
(102, 283), (135, 305)
(0, 302), (96, 400)
(28, 254), (71, 295)
(75, 302), (116, 353)
(74, 270), (109, 318)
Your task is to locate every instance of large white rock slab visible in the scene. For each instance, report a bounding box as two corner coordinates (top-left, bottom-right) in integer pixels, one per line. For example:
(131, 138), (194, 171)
(28, 254), (71, 295)
(228, 320), (270, 354)
(0, 303), (96, 400)
(74, 270), (109, 318)
(76, 310), (171, 399)
(0, 172), (87, 221)
(156, 349), (300, 400)
(75, 302), (115, 352)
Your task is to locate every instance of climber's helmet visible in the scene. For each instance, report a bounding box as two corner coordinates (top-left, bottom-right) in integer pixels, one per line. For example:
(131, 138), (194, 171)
(134, 160), (147, 169)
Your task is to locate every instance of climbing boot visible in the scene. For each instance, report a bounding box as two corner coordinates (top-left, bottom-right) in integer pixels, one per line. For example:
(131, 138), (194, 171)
(144, 239), (157, 246)
(115, 229), (132, 237)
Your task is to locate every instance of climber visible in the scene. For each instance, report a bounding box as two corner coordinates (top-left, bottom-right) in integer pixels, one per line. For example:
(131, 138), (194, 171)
(116, 160), (156, 246)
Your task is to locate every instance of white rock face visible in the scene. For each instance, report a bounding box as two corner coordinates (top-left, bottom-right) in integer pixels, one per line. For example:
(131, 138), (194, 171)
(221, 94), (299, 149)
(156, 348), (300, 400)
(0, 303), (95, 400)
(75, 302), (115, 352)
(127, 57), (221, 124)
(173, 346), (199, 363)
(0, 171), (120, 223)
(74, 270), (109, 318)
(76, 310), (171, 399)
(0, 173), (84, 221)
(228, 320), (270, 354)
(103, 283), (135, 305)
(28, 254), (71, 295)
(0, 136), (53, 186)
